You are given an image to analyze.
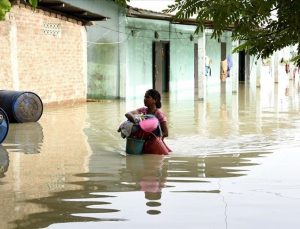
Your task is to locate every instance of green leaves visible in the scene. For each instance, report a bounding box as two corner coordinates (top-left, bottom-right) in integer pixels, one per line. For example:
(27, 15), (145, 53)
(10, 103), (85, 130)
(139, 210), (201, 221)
(0, 0), (38, 21)
(115, 0), (129, 7)
(166, 0), (300, 66)
(0, 0), (11, 21)
(29, 0), (38, 8)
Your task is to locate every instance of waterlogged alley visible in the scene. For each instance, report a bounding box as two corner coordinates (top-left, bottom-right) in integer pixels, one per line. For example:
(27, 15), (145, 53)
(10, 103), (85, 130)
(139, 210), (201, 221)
(1, 80), (300, 229)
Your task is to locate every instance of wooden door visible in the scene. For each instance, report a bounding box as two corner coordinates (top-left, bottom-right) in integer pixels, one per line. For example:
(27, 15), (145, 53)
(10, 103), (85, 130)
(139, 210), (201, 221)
(153, 42), (163, 94)
(153, 41), (170, 94)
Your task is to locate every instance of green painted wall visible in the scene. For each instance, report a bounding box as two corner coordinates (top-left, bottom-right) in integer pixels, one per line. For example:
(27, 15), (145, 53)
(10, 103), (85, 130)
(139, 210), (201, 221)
(125, 18), (234, 99)
(126, 18), (197, 99)
(206, 31), (233, 85)
(63, 0), (126, 99)
(169, 24), (196, 95)
(62, 1), (234, 100)
(126, 18), (168, 99)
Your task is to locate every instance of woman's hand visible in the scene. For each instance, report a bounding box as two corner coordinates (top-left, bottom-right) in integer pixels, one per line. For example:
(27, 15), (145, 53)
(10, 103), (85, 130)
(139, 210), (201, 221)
(125, 110), (140, 123)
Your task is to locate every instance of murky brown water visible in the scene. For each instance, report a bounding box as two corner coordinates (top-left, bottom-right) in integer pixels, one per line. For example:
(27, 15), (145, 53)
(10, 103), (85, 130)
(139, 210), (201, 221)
(1, 79), (300, 229)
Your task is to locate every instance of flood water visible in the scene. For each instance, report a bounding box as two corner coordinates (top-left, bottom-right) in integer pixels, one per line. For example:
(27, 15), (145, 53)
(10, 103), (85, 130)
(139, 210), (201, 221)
(1, 79), (300, 229)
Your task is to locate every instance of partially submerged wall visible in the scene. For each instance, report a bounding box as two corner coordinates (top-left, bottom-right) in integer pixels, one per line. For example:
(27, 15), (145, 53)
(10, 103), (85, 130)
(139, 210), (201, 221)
(0, 4), (87, 105)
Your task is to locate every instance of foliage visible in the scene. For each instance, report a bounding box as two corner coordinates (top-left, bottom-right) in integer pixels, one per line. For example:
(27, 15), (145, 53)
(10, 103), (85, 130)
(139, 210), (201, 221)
(0, 0), (38, 21)
(164, 0), (300, 66)
(115, 0), (129, 7)
(0, 0), (11, 20)
(28, 0), (38, 8)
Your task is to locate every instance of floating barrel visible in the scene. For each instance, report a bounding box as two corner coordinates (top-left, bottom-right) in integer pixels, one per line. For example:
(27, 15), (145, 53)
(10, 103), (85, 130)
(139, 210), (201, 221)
(0, 90), (43, 123)
(0, 108), (9, 144)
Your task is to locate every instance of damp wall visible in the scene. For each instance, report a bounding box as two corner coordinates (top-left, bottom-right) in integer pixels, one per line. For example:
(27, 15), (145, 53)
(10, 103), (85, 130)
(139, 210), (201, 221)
(63, 0), (126, 99)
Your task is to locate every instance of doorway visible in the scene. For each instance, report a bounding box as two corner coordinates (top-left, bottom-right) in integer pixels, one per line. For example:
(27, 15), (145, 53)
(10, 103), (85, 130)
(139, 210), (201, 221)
(239, 50), (246, 82)
(194, 43), (198, 91)
(221, 42), (226, 61)
(153, 41), (170, 94)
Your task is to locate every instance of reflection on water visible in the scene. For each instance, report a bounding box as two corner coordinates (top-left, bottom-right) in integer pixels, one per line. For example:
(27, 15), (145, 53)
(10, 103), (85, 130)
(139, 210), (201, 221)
(4, 122), (43, 154)
(0, 145), (9, 178)
(1, 82), (300, 228)
(11, 152), (269, 229)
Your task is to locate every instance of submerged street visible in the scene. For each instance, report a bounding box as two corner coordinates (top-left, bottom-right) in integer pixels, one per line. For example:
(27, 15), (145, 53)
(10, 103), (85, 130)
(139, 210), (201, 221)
(1, 78), (300, 229)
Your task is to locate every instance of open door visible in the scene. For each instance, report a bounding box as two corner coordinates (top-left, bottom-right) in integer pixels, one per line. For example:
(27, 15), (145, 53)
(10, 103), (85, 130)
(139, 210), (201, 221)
(239, 50), (246, 82)
(153, 41), (170, 94)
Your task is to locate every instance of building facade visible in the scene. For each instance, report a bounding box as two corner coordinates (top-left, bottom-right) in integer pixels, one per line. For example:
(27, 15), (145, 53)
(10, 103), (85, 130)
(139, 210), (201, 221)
(4, 1), (287, 104)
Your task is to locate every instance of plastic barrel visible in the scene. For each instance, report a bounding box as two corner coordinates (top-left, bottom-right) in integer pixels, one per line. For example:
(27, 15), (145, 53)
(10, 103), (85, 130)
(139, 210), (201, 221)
(0, 108), (9, 144)
(0, 90), (43, 123)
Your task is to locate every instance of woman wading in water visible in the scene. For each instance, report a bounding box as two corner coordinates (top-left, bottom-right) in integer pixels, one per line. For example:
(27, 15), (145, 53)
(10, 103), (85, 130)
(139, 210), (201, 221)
(125, 89), (171, 155)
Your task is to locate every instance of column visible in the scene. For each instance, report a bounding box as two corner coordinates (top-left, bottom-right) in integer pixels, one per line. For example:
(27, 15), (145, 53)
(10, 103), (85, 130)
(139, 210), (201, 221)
(231, 40), (239, 93)
(272, 51), (279, 83)
(256, 58), (262, 88)
(197, 31), (206, 101)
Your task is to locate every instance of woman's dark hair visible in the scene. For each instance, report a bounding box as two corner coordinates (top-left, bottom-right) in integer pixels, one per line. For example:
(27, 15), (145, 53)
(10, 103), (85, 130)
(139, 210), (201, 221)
(146, 89), (161, 108)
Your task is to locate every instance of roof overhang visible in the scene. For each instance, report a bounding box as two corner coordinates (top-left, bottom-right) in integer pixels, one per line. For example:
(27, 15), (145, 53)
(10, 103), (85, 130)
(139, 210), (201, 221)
(17, 0), (108, 25)
(126, 6), (233, 30)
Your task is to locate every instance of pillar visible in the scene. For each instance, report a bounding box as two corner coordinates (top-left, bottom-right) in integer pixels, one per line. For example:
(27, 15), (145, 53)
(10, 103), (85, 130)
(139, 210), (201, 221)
(231, 40), (239, 93)
(256, 58), (262, 88)
(197, 31), (206, 101)
(272, 51), (279, 83)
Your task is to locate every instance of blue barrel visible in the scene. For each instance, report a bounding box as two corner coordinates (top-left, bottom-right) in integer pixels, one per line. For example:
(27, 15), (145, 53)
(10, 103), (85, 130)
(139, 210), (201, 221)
(0, 108), (9, 144)
(0, 90), (43, 123)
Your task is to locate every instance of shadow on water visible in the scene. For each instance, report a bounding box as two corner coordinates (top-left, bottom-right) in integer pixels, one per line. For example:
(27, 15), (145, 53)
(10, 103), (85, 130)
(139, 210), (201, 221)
(10, 151), (271, 228)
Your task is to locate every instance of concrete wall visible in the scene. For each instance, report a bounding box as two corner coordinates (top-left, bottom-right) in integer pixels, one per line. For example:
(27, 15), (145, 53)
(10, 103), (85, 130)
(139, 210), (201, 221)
(169, 24), (196, 95)
(126, 18), (168, 99)
(205, 30), (234, 85)
(63, 0), (126, 99)
(0, 4), (87, 105)
(125, 18), (197, 99)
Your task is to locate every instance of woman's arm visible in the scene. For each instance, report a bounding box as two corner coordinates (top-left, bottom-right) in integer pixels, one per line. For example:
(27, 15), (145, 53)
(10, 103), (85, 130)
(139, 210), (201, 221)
(160, 121), (168, 139)
(125, 110), (139, 123)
